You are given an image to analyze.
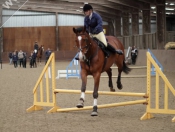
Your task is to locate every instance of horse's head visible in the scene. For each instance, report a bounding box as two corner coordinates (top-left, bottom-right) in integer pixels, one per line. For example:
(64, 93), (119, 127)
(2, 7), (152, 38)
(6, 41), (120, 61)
(73, 27), (91, 61)
(40, 45), (44, 52)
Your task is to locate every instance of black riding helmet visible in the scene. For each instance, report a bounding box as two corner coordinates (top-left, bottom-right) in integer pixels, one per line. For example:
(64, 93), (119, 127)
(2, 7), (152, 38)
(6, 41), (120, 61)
(83, 4), (93, 12)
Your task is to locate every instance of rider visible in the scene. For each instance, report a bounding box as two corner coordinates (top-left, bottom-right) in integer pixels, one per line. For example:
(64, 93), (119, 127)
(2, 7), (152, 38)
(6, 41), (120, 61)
(34, 41), (39, 55)
(83, 4), (123, 56)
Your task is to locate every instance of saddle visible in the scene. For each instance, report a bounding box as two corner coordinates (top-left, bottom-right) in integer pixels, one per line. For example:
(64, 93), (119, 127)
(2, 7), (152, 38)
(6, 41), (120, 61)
(93, 37), (116, 58)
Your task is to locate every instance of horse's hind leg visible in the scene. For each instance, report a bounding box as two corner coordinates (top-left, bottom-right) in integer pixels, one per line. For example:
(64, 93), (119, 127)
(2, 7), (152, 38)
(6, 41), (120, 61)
(106, 68), (115, 92)
(117, 68), (123, 90)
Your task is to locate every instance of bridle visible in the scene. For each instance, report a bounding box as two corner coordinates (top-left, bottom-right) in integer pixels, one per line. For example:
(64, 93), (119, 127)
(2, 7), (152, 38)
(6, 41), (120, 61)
(76, 33), (91, 54)
(75, 33), (99, 65)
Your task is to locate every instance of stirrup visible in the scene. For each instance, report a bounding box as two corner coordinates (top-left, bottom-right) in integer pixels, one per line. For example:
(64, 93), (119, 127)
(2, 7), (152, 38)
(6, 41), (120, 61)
(116, 50), (123, 55)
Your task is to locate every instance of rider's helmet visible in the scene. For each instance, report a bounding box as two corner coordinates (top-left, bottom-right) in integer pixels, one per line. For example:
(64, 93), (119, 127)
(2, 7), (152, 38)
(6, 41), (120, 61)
(83, 4), (93, 12)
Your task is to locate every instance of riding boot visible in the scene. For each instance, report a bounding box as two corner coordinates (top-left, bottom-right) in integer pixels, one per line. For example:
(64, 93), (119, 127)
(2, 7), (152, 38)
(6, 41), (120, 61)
(107, 44), (123, 55)
(101, 45), (110, 58)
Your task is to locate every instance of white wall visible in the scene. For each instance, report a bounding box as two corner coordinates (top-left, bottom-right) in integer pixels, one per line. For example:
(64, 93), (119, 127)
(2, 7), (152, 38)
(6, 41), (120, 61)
(2, 9), (108, 27)
(2, 9), (55, 27)
(2, 9), (156, 35)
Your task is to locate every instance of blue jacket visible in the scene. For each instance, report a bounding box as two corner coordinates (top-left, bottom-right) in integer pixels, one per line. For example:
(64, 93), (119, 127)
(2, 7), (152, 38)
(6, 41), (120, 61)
(45, 50), (51, 58)
(84, 12), (103, 34)
(32, 53), (37, 60)
(12, 54), (18, 61)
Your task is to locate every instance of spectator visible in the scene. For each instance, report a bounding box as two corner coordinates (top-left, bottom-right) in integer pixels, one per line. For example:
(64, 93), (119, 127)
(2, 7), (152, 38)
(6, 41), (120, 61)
(23, 52), (27, 68)
(32, 51), (37, 68)
(45, 48), (52, 64)
(15, 50), (19, 67)
(29, 52), (33, 68)
(18, 50), (24, 67)
(12, 52), (18, 68)
(8, 52), (13, 65)
(131, 46), (138, 65)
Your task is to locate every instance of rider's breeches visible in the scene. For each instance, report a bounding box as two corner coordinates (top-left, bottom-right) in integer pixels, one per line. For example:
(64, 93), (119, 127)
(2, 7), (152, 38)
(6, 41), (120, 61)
(91, 32), (107, 47)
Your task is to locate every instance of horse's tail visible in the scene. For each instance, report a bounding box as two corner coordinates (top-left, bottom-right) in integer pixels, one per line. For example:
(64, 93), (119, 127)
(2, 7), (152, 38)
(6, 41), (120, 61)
(122, 61), (131, 74)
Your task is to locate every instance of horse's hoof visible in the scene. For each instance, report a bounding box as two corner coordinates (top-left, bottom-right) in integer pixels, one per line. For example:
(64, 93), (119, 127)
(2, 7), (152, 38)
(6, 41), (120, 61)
(118, 87), (122, 90)
(91, 111), (98, 116)
(117, 84), (123, 90)
(76, 104), (84, 108)
(110, 88), (115, 92)
(118, 87), (123, 90)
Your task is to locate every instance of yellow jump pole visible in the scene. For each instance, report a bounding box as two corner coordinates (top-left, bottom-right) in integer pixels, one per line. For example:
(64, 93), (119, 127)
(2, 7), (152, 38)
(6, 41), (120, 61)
(97, 75), (147, 78)
(111, 66), (147, 69)
(54, 100), (146, 113)
(54, 89), (147, 97)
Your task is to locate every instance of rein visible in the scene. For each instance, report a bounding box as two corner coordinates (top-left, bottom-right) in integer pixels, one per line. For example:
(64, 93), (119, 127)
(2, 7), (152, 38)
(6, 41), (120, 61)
(75, 30), (107, 71)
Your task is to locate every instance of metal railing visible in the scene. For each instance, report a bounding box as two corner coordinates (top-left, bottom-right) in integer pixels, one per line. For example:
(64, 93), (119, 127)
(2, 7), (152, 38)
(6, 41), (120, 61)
(117, 31), (175, 49)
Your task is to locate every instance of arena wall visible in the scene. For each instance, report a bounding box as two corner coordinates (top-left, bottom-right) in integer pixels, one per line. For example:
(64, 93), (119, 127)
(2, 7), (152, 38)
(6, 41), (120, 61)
(3, 25), (109, 52)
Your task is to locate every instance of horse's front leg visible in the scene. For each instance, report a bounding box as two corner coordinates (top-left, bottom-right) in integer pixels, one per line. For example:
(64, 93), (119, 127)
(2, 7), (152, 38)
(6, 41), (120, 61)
(91, 72), (101, 116)
(76, 70), (87, 108)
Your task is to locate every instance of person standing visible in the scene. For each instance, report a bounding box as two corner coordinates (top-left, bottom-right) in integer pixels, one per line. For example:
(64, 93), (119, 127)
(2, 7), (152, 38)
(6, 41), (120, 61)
(8, 52), (13, 65)
(45, 48), (52, 64)
(32, 51), (37, 68)
(12, 52), (18, 68)
(29, 51), (33, 68)
(15, 50), (19, 67)
(23, 52), (27, 68)
(131, 46), (138, 65)
(18, 50), (24, 67)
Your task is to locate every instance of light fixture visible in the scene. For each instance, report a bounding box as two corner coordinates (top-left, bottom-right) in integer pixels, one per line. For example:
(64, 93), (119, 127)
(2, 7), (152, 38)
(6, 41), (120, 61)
(166, 8), (174, 10)
(170, 3), (175, 5)
(151, 6), (156, 9)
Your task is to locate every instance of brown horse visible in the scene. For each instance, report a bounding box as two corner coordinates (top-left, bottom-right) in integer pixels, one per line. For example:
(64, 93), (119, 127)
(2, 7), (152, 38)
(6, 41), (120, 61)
(37, 45), (44, 64)
(73, 27), (131, 116)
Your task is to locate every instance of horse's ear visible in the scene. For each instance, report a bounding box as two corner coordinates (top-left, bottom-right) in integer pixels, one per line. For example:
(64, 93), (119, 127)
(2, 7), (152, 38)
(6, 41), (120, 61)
(73, 28), (77, 34)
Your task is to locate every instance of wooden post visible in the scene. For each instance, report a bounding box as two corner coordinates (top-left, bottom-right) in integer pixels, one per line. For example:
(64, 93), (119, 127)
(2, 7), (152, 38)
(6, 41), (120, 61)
(55, 12), (59, 51)
(0, 6), (3, 67)
(156, 0), (166, 49)
(142, 3), (151, 49)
